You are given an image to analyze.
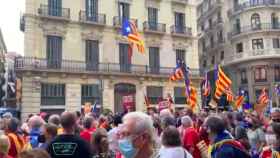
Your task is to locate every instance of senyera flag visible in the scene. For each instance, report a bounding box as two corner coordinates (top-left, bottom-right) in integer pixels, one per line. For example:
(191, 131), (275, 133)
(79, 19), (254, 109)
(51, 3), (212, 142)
(214, 65), (232, 100)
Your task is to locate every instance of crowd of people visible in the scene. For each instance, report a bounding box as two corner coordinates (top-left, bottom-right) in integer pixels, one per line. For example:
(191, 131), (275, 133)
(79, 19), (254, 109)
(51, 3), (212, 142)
(0, 106), (279, 158)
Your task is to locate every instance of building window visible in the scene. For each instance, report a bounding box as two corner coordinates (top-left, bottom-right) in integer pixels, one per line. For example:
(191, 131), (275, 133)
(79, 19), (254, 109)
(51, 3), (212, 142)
(275, 66), (280, 81)
(81, 84), (100, 105)
(176, 49), (186, 62)
(175, 12), (185, 33)
(208, 18), (213, 29)
(241, 69), (248, 84)
(47, 35), (62, 69)
(211, 56), (215, 65)
(86, 0), (98, 21)
(148, 7), (158, 30)
(202, 39), (206, 51)
(220, 51), (224, 60)
(203, 60), (207, 68)
(48, 0), (62, 16)
(235, 18), (241, 33)
(254, 66), (267, 82)
(174, 87), (186, 104)
(119, 43), (131, 72)
(273, 38), (280, 48)
(147, 86), (163, 104)
(217, 30), (223, 42)
(236, 43), (243, 53)
(251, 13), (261, 29)
(252, 39), (264, 50)
(201, 25), (204, 31)
(210, 35), (214, 48)
(86, 40), (99, 71)
(271, 13), (279, 29)
(118, 2), (130, 20)
(149, 47), (160, 74)
(41, 83), (65, 105)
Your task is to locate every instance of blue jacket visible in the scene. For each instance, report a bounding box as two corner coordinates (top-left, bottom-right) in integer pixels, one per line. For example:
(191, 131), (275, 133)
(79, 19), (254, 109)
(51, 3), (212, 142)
(211, 131), (251, 158)
(29, 128), (41, 148)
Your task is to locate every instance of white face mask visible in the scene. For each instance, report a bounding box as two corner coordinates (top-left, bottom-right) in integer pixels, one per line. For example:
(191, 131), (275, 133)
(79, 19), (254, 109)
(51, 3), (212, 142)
(265, 134), (277, 145)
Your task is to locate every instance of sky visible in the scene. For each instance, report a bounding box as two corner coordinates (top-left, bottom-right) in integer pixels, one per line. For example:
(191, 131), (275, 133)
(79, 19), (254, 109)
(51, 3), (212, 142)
(0, 0), (25, 55)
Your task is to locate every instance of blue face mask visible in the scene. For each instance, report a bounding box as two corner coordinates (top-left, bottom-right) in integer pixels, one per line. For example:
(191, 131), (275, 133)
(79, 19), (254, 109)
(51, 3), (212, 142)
(118, 138), (138, 158)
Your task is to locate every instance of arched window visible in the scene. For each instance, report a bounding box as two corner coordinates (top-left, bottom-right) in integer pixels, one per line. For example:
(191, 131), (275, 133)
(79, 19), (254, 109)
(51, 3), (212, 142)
(271, 13), (279, 29)
(251, 13), (261, 29)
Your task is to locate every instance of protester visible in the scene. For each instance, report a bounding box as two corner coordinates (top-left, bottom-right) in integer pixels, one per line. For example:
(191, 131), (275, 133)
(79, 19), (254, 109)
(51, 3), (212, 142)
(39, 123), (57, 149)
(0, 134), (12, 158)
(158, 126), (193, 158)
(108, 114), (122, 152)
(118, 112), (156, 158)
(181, 116), (201, 158)
(91, 128), (115, 158)
(47, 111), (92, 158)
(5, 117), (26, 157)
(271, 108), (280, 123)
(80, 116), (96, 142)
(19, 149), (51, 158)
(28, 115), (44, 148)
(260, 122), (280, 158)
(205, 115), (251, 158)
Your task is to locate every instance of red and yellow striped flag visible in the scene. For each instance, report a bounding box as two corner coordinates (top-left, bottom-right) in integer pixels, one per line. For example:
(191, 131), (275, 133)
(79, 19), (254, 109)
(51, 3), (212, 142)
(214, 66), (232, 99)
(258, 88), (269, 105)
(187, 86), (197, 111)
(128, 21), (145, 54)
(235, 95), (244, 109)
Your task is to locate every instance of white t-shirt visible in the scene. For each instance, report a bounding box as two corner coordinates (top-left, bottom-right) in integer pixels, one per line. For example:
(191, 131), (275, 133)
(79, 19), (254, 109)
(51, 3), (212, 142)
(158, 146), (193, 158)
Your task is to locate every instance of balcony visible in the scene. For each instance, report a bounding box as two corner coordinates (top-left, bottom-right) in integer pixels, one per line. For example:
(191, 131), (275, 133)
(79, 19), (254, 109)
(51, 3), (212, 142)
(170, 25), (192, 37)
(38, 4), (70, 21)
(143, 21), (166, 34)
(205, 39), (225, 52)
(198, 0), (222, 23)
(113, 16), (138, 28)
(15, 57), (200, 78)
(171, 0), (188, 5)
(229, 23), (280, 39)
(228, 1), (280, 17)
(224, 49), (280, 65)
(79, 11), (106, 26)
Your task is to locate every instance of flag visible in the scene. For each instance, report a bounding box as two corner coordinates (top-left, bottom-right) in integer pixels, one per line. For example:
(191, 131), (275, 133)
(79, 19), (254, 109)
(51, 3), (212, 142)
(275, 84), (280, 96)
(202, 72), (210, 96)
(187, 85), (197, 111)
(91, 101), (98, 113)
(169, 61), (184, 81)
(144, 93), (150, 108)
(122, 19), (145, 57)
(214, 66), (232, 99)
(258, 88), (269, 105)
(225, 88), (234, 102)
(182, 63), (191, 98)
(235, 95), (244, 109)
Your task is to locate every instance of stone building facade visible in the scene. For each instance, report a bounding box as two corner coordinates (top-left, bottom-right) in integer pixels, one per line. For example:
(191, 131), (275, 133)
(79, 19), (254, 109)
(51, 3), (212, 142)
(17, 0), (201, 119)
(198, 0), (280, 105)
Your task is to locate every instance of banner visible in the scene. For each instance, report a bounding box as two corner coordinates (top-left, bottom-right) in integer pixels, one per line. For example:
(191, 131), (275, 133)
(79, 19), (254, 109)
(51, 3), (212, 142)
(123, 95), (134, 110)
(158, 101), (170, 111)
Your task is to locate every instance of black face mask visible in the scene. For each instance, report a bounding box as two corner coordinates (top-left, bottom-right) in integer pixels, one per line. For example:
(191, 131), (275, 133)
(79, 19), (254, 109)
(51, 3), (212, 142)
(38, 134), (46, 143)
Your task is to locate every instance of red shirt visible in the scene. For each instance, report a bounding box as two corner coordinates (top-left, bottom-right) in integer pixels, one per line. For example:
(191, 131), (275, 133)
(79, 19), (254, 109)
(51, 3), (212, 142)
(80, 128), (96, 142)
(183, 127), (201, 158)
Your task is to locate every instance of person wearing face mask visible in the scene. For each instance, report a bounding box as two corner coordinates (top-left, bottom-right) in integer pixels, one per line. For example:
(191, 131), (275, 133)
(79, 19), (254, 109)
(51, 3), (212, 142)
(118, 112), (156, 158)
(271, 108), (280, 123)
(204, 115), (251, 158)
(260, 122), (280, 158)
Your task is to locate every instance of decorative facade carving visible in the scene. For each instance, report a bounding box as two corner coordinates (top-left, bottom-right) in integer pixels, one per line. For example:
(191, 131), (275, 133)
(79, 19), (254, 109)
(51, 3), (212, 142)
(115, 35), (129, 44)
(145, 38), (162, 47)
(172, 41), (189, 50)
(81, 31), (103, 41)
(171, 3), (186, 13)
(145, 0), (160, 9)
(40, 23), (67, 38)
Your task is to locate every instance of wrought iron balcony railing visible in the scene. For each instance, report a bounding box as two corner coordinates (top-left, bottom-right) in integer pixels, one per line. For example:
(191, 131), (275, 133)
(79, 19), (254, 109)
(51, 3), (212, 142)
(38, 4), (70, 19)
(113, 16), (138, 27)
(229, 23), (280, 38)
(79, 11), (106, 25)
(170, 25), (192, 37)
(228, 0), (280, 17)
(171, 0), (188, 4)
(15, 57), (200, 77)
(143, 21), (166, 33)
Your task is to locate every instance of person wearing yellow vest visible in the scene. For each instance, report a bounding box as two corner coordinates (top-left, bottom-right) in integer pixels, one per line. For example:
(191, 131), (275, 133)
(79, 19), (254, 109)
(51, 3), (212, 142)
(5, 118), (26, 157)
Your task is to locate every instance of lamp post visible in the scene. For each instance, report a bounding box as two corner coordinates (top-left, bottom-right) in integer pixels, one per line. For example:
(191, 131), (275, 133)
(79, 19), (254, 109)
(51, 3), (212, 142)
(99, 79), (104, 112)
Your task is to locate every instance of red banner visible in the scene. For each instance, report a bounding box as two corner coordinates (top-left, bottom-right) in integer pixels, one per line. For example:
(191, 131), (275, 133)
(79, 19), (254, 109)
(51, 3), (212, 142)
(123, 95), (135, 110)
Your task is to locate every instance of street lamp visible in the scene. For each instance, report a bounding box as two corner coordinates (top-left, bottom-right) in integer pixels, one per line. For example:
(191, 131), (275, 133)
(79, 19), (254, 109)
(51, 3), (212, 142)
(99, 79), (104, 112)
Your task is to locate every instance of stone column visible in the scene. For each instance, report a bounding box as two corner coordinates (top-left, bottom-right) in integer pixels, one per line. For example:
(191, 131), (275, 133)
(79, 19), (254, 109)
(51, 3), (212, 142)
(136, 84), (145, 112)
(247, 66), (255, 102)
(21, 75), (41, 121)
(102, 79), (114, 112)
(65, 83), (81, 112)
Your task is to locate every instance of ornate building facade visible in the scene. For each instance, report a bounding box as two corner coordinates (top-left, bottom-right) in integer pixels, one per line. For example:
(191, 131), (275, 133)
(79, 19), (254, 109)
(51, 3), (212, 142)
(198, 0), (280, 106)
(17, 0), (201, 119)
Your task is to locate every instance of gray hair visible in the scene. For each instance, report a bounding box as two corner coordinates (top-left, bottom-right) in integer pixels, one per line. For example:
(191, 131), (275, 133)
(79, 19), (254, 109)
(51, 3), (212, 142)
(181, 116), (193, 127)
(48, 114), (60, 126)
(123, 112), (154, 136)
(159, 109), (173, 119)
(28, 115), (44, 129)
